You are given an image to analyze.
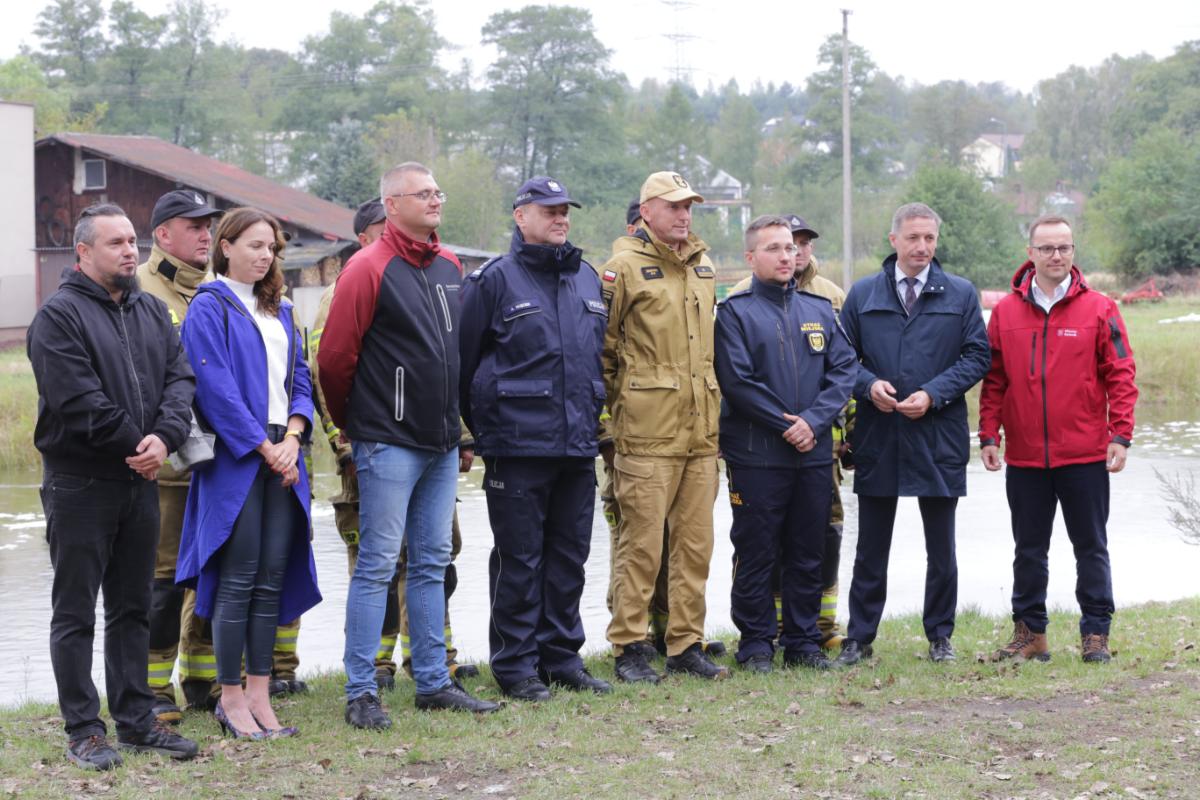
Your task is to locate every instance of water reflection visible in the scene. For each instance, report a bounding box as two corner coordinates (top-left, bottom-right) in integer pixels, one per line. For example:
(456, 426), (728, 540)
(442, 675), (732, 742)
(3, 421), (1200, 705)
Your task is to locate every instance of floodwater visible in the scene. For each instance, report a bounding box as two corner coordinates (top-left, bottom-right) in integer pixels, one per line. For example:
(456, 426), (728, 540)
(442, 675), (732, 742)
(3, 421), (1200, 706)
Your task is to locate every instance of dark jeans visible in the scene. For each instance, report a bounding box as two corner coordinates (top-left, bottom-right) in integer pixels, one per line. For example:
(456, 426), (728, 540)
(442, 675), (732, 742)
(847, 495), (959, 645)
(1006, 461), (1113, 635)
(729, 465), (831, 660)
(213, 432), (298, 685)
(43, 471), (159, 741)
(484, 457), (594, 688)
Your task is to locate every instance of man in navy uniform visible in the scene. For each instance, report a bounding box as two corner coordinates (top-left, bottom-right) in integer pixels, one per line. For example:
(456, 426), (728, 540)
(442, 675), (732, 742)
(459, 176), (612, 701)
(714, 215), (856, 672)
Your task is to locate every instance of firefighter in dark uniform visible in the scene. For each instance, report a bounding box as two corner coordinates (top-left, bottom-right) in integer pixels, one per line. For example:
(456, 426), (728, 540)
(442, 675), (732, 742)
(714, 215), (856, 671)
(459, 177), (612, 700)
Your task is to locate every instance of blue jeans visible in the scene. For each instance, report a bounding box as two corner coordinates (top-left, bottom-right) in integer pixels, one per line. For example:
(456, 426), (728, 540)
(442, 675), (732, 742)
(344, 442), (456, 697)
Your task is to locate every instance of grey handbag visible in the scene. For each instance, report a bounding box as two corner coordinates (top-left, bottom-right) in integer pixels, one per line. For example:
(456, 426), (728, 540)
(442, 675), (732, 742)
(168, 407), (216, 471)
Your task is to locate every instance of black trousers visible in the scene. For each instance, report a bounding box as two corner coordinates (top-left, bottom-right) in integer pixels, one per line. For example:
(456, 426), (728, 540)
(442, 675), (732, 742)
(212, 453), (298, 686)
(847, 495), (958, 645)
(484, 457), (594, 689)
(729, 465), (831, 660)
(1006, 461), (1113, 635)
(43, 471), (159, 741)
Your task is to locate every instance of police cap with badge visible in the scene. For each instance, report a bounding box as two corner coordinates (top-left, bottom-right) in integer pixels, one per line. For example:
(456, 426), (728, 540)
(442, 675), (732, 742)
(151, 189), (221, 229)
(513, 176), (581, 209)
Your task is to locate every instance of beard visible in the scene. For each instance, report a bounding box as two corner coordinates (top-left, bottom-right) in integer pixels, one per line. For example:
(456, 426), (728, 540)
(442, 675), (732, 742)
(111, 272), (139, 295)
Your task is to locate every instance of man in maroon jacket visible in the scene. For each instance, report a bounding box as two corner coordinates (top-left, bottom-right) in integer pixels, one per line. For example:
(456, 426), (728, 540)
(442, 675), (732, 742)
(979, 215), (1138, 664)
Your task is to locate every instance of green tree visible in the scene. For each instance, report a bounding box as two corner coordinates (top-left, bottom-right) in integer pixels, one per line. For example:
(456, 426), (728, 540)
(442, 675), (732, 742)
(160, 0), (223, 146)
(631, 82), (703, 176)
(910, 81), (989, 166)
(310, 117), (380, 208)
(1084, 128), (1200, 276)
(32, 0), (107, 87)
(895, 164), (1024, 288)
(709, 81), (761, 185)
(0, 55), (103, 134)
(433, 148), (508, 251)
(97, 0), (168, 131)
(482, 5), (620, 181)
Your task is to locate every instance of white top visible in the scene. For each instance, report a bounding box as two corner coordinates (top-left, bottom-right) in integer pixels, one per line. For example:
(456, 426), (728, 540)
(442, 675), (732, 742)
(1031, 273), (1072, 314)
(895, 263), (931, 311)
(217, 275), (291, 426)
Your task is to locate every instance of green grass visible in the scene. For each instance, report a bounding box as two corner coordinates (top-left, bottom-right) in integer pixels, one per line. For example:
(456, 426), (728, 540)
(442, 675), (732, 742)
(0, 347), (40, 473)
(3, 600), (1199, 798)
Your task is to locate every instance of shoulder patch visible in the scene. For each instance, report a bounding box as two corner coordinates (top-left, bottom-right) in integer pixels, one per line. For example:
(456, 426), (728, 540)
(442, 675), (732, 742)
(467, 256), (503, 281)
(641, 266), (664, 280)
(602, 269), (618, 282)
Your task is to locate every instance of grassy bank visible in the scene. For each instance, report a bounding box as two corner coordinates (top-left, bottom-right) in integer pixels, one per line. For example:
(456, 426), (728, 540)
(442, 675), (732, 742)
(2, 600), (1199, 798)
(0, 296), (1197, 474)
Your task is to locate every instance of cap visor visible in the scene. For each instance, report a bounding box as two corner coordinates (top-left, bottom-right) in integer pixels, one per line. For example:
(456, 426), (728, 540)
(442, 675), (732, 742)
(655, 188), (704, 204)
(178, 206), (222, 219)
(530, 198), (582, 208)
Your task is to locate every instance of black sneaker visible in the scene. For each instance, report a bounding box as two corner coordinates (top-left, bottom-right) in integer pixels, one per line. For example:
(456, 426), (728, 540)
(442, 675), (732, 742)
(152, 700), (183, 725)
(117, 721), (200, 760)
(345, 693), (392, 729)
(376, 671), (396, 692)
(703, 640), (728, 658)
(614, 649), (661, 684)
(269, 679), (308, 696)
(783, 650), (833, 670)
(739, 653), (774, 674)
(665, 643), (730, 680)
(929, 637), (956, 663)
(835, 639), (873, 667)
(502, 676), (552, 702)
(181, 681), (217, 712)
(415, 680), (500, 713)
(67, 735), (123, 771)
(450, 662), (481, 679)
(543, 667), (613, 695)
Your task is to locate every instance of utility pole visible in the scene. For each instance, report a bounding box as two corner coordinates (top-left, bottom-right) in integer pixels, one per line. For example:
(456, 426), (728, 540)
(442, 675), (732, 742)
(841, 8), (853, 291)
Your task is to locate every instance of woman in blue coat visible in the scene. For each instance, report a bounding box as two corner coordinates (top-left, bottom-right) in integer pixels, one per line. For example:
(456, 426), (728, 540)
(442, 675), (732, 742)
(177, 207), (320, 738)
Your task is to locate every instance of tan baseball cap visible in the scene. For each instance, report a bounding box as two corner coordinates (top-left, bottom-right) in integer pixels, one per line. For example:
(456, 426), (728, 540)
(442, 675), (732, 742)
(639, 171), (705, 204)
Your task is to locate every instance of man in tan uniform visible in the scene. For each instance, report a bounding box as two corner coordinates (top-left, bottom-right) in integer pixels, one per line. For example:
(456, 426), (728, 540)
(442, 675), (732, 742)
(730, 214), (851, 649)
(603, 172), (727, 683)
(309, 199), (476, 691)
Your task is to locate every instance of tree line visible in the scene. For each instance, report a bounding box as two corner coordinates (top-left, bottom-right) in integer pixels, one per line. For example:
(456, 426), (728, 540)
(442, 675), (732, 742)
(3, 0), (1198, 284)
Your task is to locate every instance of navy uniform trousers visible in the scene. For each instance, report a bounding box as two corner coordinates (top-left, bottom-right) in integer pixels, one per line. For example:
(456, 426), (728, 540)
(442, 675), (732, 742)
(1006, 461), (1113, 636)
(484, 456), (594, 689)
(729, 465), (832, 661)
(847, 495), (958, 645)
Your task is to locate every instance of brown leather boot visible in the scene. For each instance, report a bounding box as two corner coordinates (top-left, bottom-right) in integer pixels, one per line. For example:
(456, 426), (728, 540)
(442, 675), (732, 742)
(1081, 633), (1111, 663)
(991, 620), (1050, 662)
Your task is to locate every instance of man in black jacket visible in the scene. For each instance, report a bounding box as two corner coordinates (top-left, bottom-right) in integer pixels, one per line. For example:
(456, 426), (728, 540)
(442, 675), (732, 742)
(27, 203), (199, 771)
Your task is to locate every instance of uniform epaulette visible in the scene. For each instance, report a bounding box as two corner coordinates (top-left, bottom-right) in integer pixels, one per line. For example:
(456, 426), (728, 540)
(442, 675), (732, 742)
(798, 289), (834, 305)
(717, 287), (752, 308)
(467, 256), (504, 281)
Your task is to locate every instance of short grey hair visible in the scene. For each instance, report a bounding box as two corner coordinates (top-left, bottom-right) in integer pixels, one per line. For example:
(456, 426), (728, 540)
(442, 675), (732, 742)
(74, 203), (129, 249)
(379, 161), (432, 199)
(744, 214), (792, 251)
(890, 202), (942, 235)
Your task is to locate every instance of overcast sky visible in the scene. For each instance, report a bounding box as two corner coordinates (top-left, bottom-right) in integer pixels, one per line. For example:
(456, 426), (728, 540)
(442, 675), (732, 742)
(4, 0), (1199, 94)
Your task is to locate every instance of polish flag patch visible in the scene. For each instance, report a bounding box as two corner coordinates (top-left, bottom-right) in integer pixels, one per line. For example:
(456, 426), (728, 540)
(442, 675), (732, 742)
(602, 270), (618, 282)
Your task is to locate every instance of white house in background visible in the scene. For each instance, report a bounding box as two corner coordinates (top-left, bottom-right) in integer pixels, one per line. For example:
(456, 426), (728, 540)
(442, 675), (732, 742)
(693, 154), (752, 231)
(964, 133), (1025, 179)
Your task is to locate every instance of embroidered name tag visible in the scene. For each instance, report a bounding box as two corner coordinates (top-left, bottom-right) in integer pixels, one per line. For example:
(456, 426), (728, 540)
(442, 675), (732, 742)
(586, 299), (607, 314)
(694, 265), (714, 278)
(1058, 329), (1078, 337)
(487, 479), (505, 490)
(641, 266), (664, 280)
(503, 301), (540, 320)
(800, 322), (824, 332)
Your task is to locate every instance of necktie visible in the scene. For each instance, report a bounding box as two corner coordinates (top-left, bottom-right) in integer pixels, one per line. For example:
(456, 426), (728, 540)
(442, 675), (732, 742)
(903, 276), (918, 314)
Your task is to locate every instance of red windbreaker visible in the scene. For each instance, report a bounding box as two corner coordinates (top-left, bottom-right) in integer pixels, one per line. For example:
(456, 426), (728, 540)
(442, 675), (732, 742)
(978, 263), (1138, 468)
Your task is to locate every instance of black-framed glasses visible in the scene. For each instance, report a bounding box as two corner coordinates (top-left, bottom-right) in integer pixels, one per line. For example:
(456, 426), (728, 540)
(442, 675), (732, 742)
(389, 190), (446, 203)
(1033, 244), (1074, 257)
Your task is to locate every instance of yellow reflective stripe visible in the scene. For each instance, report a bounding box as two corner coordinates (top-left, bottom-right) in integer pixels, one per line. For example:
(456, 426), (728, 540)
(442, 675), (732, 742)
(274, 627), (299, 653)
(443, 626), (453, 648)
(376, 635), (397, 661)
(178, 655), (218, 680)
(147, 664), (174, 687)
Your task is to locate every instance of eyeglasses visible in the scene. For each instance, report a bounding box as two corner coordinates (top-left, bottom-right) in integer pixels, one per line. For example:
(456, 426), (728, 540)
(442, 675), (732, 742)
(1032, 244), (1074, 257)
(389, 190), (447, 203)
(759, 244), (800, 255)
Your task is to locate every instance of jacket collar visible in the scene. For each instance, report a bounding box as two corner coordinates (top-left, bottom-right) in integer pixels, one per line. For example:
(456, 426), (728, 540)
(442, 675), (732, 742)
(794, 257), (818, 290)
(147, 245), (209, 296)
(630, 226), (710, 267)
(61, 265), (140, 308)
(380, 219), (442, 268)
(750, 274), (796, 305)
(882, 253), (948, 291)
(1010, 261), (1088, 302)
(509, 228), (583, 273)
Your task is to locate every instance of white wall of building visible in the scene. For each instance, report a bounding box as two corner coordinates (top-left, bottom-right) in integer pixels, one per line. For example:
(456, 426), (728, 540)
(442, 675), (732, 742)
(0, 102), (37, 331)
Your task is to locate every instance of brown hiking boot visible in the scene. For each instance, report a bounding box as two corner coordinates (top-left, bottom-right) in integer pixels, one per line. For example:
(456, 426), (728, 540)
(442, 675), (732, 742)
(991, 621), (1050, 662)
(1081, 633), (1111, 663)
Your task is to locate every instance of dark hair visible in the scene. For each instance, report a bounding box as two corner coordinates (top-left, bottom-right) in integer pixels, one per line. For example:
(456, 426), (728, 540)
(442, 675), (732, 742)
(1028, 215), (1073, 243)
(74, 203), (129, 248)
(211, 207), (286, 316)
(744, 214), (792, 251)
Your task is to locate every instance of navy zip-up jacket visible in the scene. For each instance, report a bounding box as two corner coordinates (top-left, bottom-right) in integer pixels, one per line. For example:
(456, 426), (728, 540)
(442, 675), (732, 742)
(459, 228), (607, 458)
(715, 276), (856, 469)
(28, 267), (195, 479)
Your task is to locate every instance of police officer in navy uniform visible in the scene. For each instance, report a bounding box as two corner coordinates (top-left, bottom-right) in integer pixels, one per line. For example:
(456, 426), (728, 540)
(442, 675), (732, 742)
(714, 215), (856, 672)
(459, 176), (612, 701)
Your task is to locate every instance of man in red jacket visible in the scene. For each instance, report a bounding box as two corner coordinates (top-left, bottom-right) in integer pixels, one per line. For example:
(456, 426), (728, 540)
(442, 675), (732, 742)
(979, 215), (1138, 664)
